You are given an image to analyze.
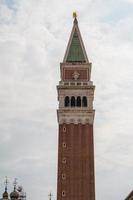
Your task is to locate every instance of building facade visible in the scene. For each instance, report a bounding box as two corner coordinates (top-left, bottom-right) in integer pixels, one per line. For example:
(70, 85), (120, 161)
(57, 15), (95, 200)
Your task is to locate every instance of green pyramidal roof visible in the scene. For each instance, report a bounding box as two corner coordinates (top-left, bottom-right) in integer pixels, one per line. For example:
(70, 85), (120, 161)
(66, 29), (86, 63)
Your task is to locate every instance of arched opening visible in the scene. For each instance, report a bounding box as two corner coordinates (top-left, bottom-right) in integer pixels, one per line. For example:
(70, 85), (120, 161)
(65, 96), (69, 107)
(62, 191), (66, 197)
(77, 96), (81, 107)
(82, 96), (87, 107)
(71, 96), (76, 107)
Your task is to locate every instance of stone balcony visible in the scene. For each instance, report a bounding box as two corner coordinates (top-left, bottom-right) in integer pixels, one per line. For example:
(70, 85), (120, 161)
(59, 81), (93, 87)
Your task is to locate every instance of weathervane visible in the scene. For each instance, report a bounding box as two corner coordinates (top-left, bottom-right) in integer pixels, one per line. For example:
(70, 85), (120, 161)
(73, 11), (77, 19)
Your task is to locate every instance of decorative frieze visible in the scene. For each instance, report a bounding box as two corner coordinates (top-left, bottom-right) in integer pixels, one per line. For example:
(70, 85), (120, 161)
(57, 109), (95, 125)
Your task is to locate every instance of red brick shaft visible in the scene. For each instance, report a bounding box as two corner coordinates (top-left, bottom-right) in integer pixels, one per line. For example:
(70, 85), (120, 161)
(57, 123), (95, 200)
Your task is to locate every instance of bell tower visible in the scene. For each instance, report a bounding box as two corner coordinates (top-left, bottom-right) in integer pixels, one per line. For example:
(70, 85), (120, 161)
(57, 14), (95, 200)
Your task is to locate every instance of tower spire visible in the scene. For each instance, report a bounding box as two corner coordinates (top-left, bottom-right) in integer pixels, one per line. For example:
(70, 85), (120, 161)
(63, 13), (88, 63)
(3, 177), (9, 199)
(10, 178), (19, 200)
(13, 178), (17, 191)
(4, 176), (8, 191)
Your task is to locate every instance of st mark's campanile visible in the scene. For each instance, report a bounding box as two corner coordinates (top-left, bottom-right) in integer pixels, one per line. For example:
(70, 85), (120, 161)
(57, 14), (95, 200)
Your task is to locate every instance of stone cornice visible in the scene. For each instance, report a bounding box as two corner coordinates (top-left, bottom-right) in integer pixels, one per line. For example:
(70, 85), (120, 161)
(57, 84), (95, 90)
(57, 109), (95, 125)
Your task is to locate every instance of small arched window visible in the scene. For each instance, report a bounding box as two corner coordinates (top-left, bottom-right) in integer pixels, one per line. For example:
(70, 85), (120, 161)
(62, 157), (66, 164)
(65, 96), (69, 107)
(77, 96), (81, 107)
(82, 96), (87, 107)
(62, 191), (66, 197)
(62, 173), (66, 180)
(71, 96), (76, 107)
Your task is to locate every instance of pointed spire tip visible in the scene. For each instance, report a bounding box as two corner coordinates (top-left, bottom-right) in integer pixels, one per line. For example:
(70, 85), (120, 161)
(73, 12), (78, 24)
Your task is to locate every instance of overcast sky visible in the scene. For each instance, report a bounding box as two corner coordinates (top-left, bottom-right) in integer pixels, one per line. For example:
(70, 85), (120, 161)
(0, 0), (133, 200)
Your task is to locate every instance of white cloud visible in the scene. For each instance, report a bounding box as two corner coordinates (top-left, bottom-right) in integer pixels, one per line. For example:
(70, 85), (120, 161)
(124, 0), (133, 3)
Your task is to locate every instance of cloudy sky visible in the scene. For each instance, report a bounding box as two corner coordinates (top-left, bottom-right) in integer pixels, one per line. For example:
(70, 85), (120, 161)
(0, 0), (133, 199)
